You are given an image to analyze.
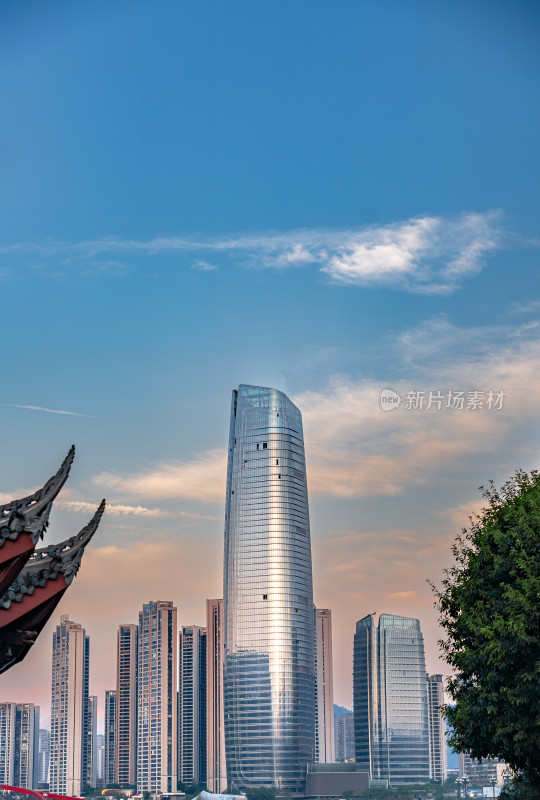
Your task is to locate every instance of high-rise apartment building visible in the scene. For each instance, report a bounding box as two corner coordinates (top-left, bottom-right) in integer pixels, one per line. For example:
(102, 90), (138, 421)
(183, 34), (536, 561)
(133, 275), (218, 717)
(96, 735), (105, 784)
(178, 625), (207, 785)
(427, 675), (448, 784)
(137, 601), (178, 795)
(50, 616), (90, 796)
(315, 608), (334, 763)
(223, 385), (316, 793)
(334, 708), (354, 762)
(15, 703), (40, 789)
(38, 729), (50, 786)
(354, 614), (430, 785)
(104, 690), (116, 785)
(87, 696), (98, 788)
(116, 623), (138, 787)
(0, 703), (16, 785)
(206, 599), (226, 794)
(0, 703), (40, 788)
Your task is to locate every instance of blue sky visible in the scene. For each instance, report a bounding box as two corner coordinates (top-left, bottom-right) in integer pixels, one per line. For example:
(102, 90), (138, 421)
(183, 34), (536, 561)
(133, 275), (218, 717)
(1, 0), (540, 725)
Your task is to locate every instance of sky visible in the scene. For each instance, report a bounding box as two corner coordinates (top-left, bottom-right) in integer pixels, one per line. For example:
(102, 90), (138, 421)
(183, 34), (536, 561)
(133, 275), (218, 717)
(1, 0), (540, 732)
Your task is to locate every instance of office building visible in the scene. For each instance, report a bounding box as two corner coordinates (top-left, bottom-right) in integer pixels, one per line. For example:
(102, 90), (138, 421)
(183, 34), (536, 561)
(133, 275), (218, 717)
(315, 608), (334, 763)
(223, 385), (316, 793)
(334, 707), (354, 762)
(137, 601), (178, 795)
(50, 616), (90, 796)
(104, 690), (116, 785)
(206, 599), (226, 794)
(38, 729), (50, 786)
(459, 753), (507, 787)
(354, 613), (430, 785)
(427, 674), (448, 783)
(116, 624), (138, 786)
(179, 625), (207, 785)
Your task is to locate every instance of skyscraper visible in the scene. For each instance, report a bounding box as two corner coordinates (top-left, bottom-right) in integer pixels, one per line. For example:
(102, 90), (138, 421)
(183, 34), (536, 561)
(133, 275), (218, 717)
(87, 696), (98, 788)
(178, 625), (207, 786)
(96, 735), (105, 785)
(116, 623), (138, 787)
(206, 598), (226, 794)
(137, 601), (178, 796)
(38, 729), (50, 786)
(50, 616), (90, 796)
(104, 690), (116, 786)
(0, 703), (40, 788)
(353, 613), (430, 785)
(334, 708), (354, 762)
(427, 675), (448, 784)
(315, 608), (334, 764)
(223, 385), (316, 793)
(0, 703), (16, 785)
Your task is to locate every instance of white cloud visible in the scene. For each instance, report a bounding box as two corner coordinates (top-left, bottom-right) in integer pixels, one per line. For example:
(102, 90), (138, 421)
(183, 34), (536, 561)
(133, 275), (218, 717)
(295, 327), (540, 498)
(1, 211), (504, 294)
(58, 499), (172, 518)
(93, 449), (227, 503)
(191, 258), (218, 271)
(321, 211), (501, 292)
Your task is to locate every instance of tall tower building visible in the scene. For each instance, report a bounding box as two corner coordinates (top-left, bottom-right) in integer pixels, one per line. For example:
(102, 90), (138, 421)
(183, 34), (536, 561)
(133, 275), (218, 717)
(315, 608), (334, 763)
(223, 385), (316, 793)
(87, 696), (98, 788)
(96, 735), (105, 784)
(116, 624), (138, 786)
(354, 614), (430, 785)
(137, 601), (178, 795)
(0, 702), (40, 788)
(427, 674), (448, 784)
(334, 708), (354, 762)
(0, 703), (16, 785)
(50, 616), (90, 796)
(104, 690), (116, 786)
(206, 598), (226, 794)
(38, 728), (50, 786)
(178, 625), (207, 785)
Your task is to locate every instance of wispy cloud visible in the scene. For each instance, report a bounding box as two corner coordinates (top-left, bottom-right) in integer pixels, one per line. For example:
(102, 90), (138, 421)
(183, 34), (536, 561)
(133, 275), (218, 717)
(0, 211), (504, 294)
(4, 403), (100, 418)
(191, 258), (218, 271)
(93, 449), (226, 503)
(58, 498), (222, 520)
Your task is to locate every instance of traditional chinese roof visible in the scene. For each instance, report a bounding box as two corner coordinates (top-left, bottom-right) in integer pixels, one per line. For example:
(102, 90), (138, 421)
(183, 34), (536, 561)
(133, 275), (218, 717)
(0, 445), (75, 548)
(0, 500), (105, 610)
(0, 447), (106, 675)
(0, 447), (76, 598)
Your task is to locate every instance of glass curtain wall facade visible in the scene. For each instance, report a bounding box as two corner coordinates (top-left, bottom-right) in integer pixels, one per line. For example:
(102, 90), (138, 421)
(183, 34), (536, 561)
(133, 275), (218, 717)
(223, 385), (316, 793)
(354, 614), (430, 785)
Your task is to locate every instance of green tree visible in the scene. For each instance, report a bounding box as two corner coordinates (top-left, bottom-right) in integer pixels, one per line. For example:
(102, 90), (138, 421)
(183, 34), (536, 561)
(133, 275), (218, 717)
(244, 788), (279, 800)
(433, 470), (540, 795)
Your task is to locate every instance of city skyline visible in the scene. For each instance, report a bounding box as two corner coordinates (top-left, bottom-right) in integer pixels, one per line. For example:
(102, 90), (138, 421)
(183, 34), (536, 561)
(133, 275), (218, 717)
(2, 0), (540, 741)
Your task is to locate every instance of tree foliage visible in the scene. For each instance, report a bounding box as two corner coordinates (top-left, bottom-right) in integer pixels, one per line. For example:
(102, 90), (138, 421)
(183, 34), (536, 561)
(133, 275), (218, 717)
(434, 470), (540, 792)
